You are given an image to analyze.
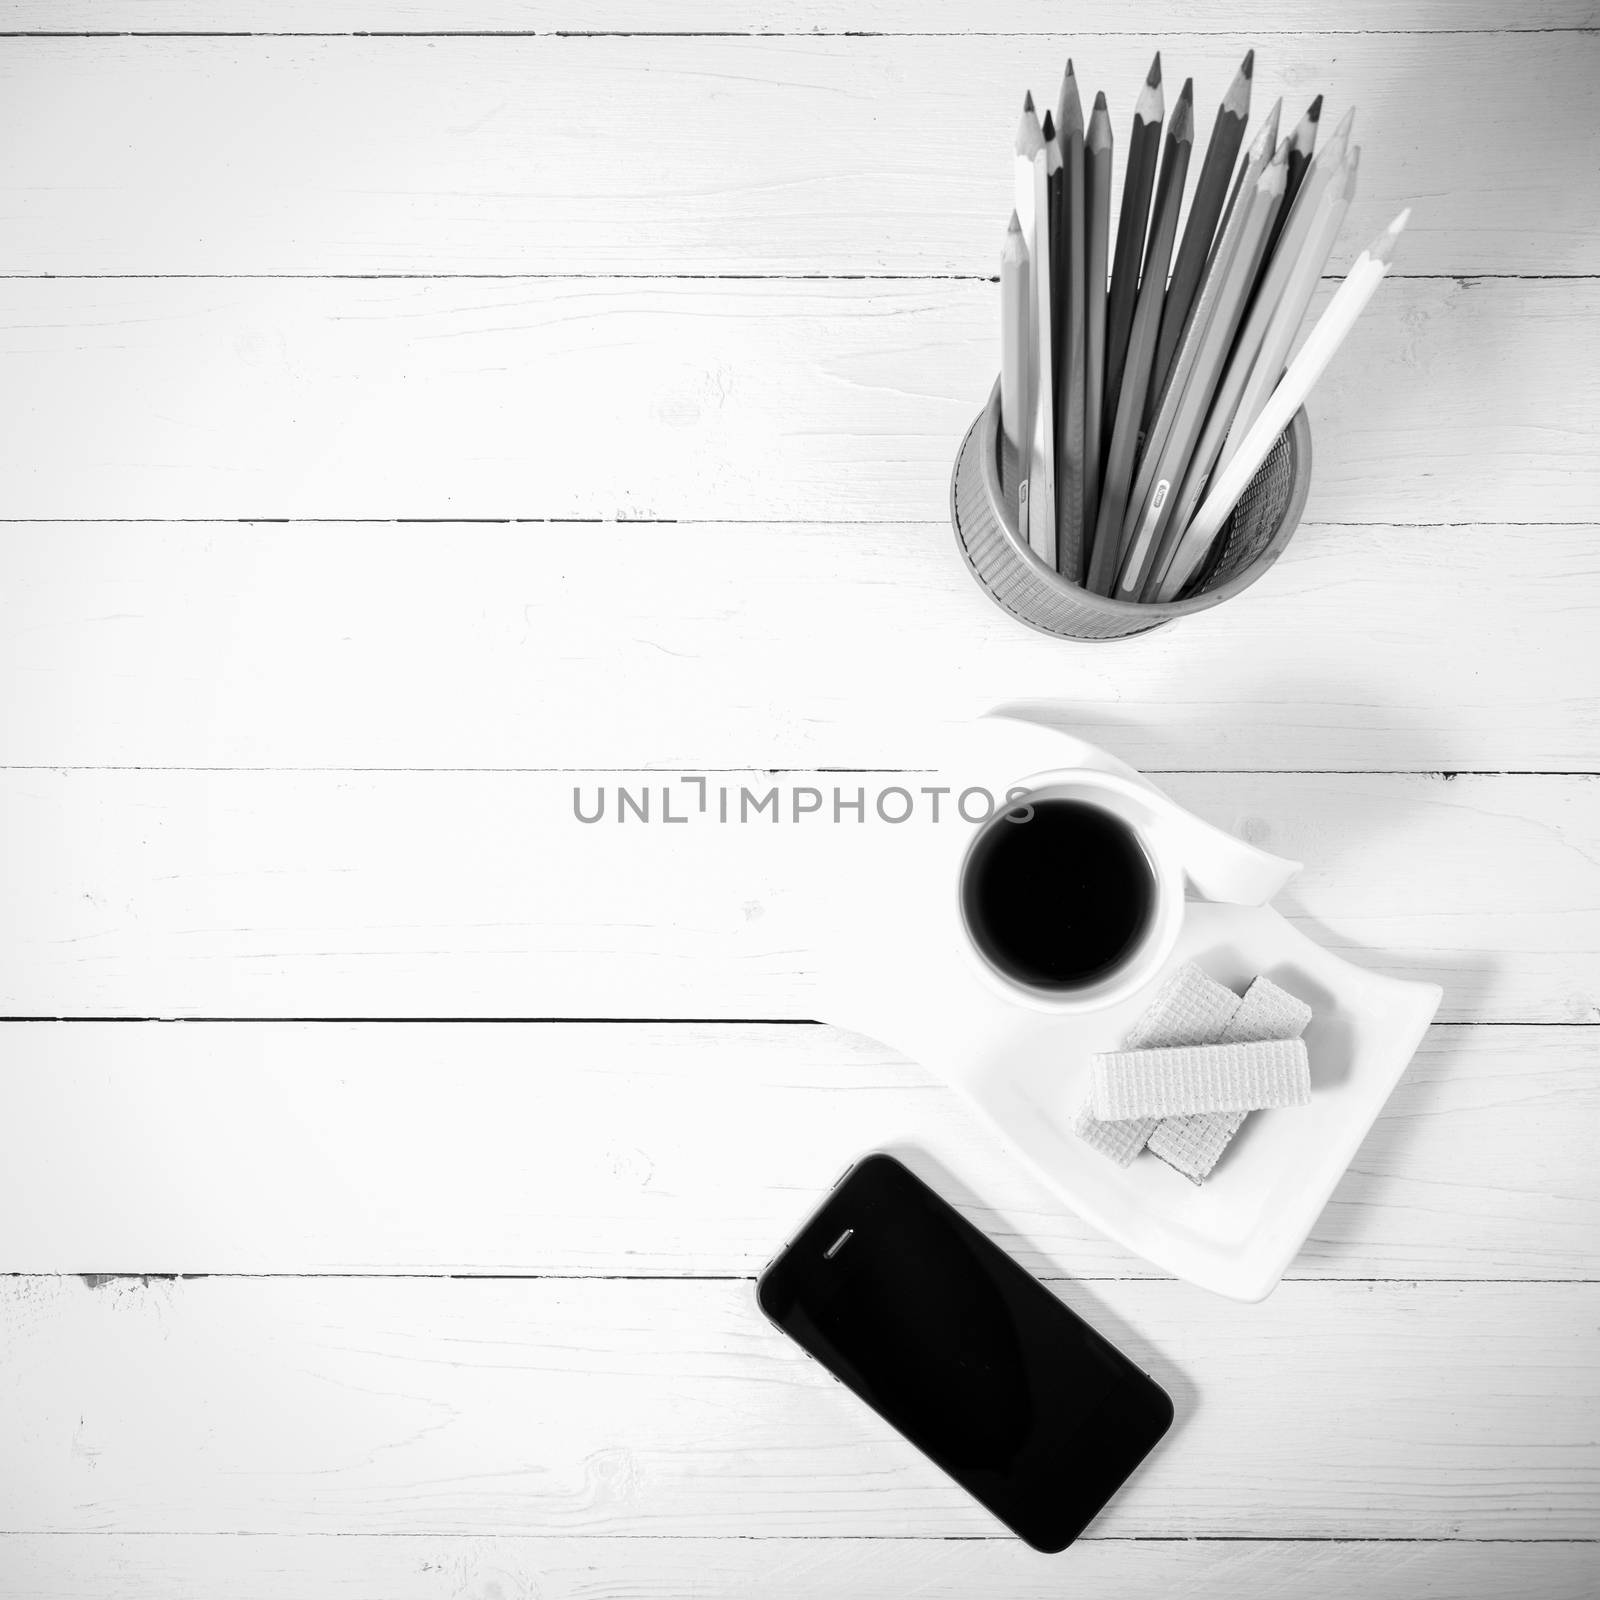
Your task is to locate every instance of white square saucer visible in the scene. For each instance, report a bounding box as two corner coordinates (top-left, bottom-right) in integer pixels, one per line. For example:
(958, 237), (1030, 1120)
(808, 717), (1441, 1301)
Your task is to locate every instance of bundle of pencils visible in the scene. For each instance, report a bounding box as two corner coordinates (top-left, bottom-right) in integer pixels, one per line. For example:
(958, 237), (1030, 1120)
(999, 49), (1408, 603)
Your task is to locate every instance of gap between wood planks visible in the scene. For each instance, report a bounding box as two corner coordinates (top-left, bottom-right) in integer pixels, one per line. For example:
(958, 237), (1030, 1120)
(5, 1273), (1592, 1284)
(5, 30), (1596, 39)
(0, 272), (1587, 281)
(0, 767), (1594, 775)
(0, 1531), (1593, 1544)
(13, 1006), (1575, 1027)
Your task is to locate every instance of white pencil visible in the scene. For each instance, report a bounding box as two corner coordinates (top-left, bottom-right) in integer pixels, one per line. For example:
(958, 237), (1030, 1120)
(1160, 209), (1409, 597)
(1028, 109), (1058, 567)
(1000, 211), (1030, 518)
(1214, 106), (1356, 483)
(1012, 94), (1044, 542)
(1150, 144), (1358, 596)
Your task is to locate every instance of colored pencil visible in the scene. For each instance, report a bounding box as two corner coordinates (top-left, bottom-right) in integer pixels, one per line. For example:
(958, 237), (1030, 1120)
(1028, 106), (1058, 567)
(1013, 94), (1044, 547)
(1146, 50), (1254, 427)
(1083, 91), (1113, 549)
(1084, 77), (1194, 596)
(1046, 107), (1065, 391)
(1055, 63), (1089, 581)
(1276, 94), (1323, 244)
(999, 210), (1030, 514)
(1120, 110), (1279, 580)
(1216, 106), (1355, 477)
(1101, 54), (1163, 467)
(1157, 141), (1358, 589)
(1162, 210), (1410, 596)
(1125, 143), (1289, 600)
(1203, 96), (1280, 297)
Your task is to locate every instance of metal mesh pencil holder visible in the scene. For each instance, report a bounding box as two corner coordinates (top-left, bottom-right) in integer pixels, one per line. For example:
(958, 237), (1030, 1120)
(951, 379), (1312, 641)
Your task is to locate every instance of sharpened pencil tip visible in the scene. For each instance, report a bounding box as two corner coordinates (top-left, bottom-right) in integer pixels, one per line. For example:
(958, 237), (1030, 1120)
(1341, 146), (1361, 198)
(1148, 52), (1162, 86)
(1307, 93), (1324, 121)
(1369, 209), (1409, 267)
(1087, 92), (1113, 149)
(1094, 89), (1107, 110)
(1249, 97), (1281, 158)
(1066, 58), (1076, 78)
(1177, 76), (1194, 107)
(1007, 210), (1021, 234)
(1224, 50), (1255, 116)
(1170, 82), (1195, 140)
(1058, 57), (1084, 133)
(1024, 89), (1035, 112)
(1242, 48), (1255, 77)
(1015, 97), (1044, 155)
(1042, 108), (1056, 141)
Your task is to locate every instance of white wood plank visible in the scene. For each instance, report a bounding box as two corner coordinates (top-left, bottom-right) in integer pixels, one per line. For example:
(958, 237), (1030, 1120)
(6, 3), (1593, 34)
(0, 279), (1589, 524)
(0, 36), (1590, 277)
(3, 37), (1591, 279)
(0, 1022), (1590, 1280)
(0, 1275), (1593, 1537)
(1, 1533), (1595, 1600)
(3, 519), (1593, 774)
(0, 770), (1592, 1023)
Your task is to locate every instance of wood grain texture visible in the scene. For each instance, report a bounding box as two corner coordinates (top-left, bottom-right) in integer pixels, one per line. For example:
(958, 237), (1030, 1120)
(3, 519), (1593, 774)
(1, 769), (1593, 1023)
(1, 1534), (1595, 1600)
(3, 8), (1594, 1585)
(5, 3), (1595, 34)
(0, 1022), (1591, 1281)
(0, 1275), (1594, 1538)
(0, 278), (1590, 524)
(1, 35), (1593, 276)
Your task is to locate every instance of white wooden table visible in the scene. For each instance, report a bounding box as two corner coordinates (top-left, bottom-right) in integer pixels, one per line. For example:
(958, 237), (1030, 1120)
(1, 4), (1596, 1595)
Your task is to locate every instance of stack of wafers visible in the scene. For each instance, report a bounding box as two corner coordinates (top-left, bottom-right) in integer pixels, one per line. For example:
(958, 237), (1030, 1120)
(1074, 963), (1313, 1182)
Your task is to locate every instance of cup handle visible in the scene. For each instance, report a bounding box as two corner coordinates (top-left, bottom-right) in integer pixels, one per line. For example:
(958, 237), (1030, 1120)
(971, 711), (1301, 905)
(1146, 795), (1301, 905)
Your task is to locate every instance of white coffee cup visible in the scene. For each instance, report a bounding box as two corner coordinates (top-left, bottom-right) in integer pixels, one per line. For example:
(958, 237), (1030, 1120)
(957, 769), (1189, 1014)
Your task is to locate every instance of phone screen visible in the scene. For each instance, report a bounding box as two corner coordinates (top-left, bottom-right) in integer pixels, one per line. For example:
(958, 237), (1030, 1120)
(756, 1153), (1172, 1552)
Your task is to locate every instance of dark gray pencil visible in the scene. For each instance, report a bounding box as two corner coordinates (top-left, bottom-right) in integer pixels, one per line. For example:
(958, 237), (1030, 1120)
(1045, 107), (1063, 377)
(1055, 62), (1088, 583)
(1083, 91), (1113, 553)
(1100, 53), (1163, 471)
(1146, 49), (1253, 431)
(1269, 94), (1323, 259)
(1085, 78), (1194, 596)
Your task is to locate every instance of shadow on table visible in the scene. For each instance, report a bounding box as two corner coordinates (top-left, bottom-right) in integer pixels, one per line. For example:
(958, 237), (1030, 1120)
(985, 689), (1460, 778)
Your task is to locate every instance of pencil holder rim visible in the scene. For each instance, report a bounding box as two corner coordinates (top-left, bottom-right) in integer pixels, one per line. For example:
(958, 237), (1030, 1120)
(957, 379), (1312, 633)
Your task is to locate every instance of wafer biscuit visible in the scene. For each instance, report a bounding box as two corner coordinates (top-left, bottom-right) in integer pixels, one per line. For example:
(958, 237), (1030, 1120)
(1091, 1037), (1311, 1121)
(1146, 1108), (1250, 1183)
(1072, 1098), (1159, 1166)
(1147, 977), (1314, 1181)
(1219, 974), (1313, 1045)
(1152, 966), (1312, 1184)
(1074, 962), (1241, 1165)
(1124, 962), (1242, 1048)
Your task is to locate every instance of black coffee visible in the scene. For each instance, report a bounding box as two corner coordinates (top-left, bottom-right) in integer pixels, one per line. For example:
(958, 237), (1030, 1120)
(961, 798), (1155, 990)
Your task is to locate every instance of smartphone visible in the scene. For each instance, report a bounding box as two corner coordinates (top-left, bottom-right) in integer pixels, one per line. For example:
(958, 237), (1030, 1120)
(756, 1152), (1173, 1552)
